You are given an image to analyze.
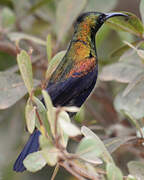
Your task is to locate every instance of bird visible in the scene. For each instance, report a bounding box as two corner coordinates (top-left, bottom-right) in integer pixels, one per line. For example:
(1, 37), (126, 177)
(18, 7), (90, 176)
(13, 11), (127, 172)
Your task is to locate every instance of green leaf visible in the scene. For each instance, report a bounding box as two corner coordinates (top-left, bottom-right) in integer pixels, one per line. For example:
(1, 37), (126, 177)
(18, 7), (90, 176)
(1, 7), (16, 28)
(140, 0), (144, 24)
(106, 163), (123, 180)
(86, 0), (118, 12)
(126, 175), (137, 180)
(46, 50), (66, 80)
(8, 32), (46, 46)
(32, 96), (51, 136)
(128, 161), (144, 179)
(42, 90), (55, 135)
(17, 50), (34, 95)
(46, 34), (52, 63)
(25, 98), (36, 134)
(40, 135), (58, 166)
(106, 12), (144, 37)
(56, 0), (87, 43)
(74, 106), (85, 123)
(23, 151), (46, 172)
(58, 111), (81, 137)
(79, 126), (114, 164)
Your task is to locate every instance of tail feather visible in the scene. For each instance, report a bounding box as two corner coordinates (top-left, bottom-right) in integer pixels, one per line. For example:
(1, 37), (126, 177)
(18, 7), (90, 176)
(13, 129), (41, 172)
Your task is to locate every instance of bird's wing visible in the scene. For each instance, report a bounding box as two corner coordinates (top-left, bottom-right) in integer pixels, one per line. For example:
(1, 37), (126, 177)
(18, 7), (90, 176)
(46, 61), (98, 107)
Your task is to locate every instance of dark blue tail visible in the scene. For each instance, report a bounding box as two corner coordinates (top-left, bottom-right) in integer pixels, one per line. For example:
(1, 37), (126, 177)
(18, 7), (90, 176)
(13, 129), (41, 172)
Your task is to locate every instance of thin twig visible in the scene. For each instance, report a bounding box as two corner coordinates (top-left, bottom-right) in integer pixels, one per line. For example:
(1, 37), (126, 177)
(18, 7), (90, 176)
(51, 163), (60, 180)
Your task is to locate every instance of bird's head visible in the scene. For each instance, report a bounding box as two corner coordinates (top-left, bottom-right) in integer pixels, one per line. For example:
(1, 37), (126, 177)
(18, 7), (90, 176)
(74, 12), (127, 37)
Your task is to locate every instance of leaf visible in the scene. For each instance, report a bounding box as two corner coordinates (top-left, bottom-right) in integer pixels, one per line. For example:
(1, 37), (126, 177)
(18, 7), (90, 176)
(32, 96), (51, 136)
(110, 41), (141, 59)
(23, 151), (46, 172)
(46, 34), (52, 63)
(62, 106), (80, 113)
(106, 12), (144, 37)
(8, 32), (46, 46)
(56, 0), (87, 43)
(106, 163), (123, 180)
(126, 175), (137, 180)
(86, 0), (118, 12)
(1, 7), (16, 28)
(140, 0), (144, 24)
(114, 78), (144, 119)
(25, 98), (36, 134)
(99, 62), (144, 83)
(0, 71), (40, 109)
(0, 72), (25, 109)
(39, 135), (58, 166)
(42, 90), (55, 135)
(128, 161), (144, 179)
(46, 50), (66, 80)
(59, 111), (81, 137)
(58, 111), (70, 147)
(104, 136), (135, 154)
(79, 126), (114, 164)
(123, 72), (144, 97)
(17, 50), (34, 95)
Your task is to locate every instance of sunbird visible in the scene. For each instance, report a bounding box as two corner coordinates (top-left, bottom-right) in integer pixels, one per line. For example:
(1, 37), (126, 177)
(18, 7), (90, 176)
(13, 12), (127, 172)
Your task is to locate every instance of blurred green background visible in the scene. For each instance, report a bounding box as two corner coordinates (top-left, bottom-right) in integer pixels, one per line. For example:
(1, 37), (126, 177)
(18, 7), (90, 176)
(0, 0), (143, 179)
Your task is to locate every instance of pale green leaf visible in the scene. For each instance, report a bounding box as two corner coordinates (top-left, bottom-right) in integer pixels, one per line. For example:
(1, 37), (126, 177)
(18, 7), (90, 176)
(107, 163), (123, 180)
(8, 32), (46, 46)
(17, 50), (34, 94)
(23, 151), (46, 172)
(46, 50), (66, 80)
(80, 126), (114, 163)
(40, 135), (58, 166)
(42, 90), (55, 135)
(56, 0), (87, 43)
(128, 161), (144, 179)
(59, 112), (81, 137)
(32, 96), (51, 136)
(126, 175), (137, 180)
(25, 98), (36, 134)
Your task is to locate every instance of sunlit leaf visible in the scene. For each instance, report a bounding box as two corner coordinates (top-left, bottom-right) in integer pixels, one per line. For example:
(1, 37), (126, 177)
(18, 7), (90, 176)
(8, 32), (46, 46)
(17, 50), (34, 95)
(32, 96), (51, 136)
(106, 163), (123, 180)
(128, 161), (144, 179)
(86, 0), (118, 12)
(62, 106), (80, 113)
(140, 0), (144, 24)
(106, 12), (144, 37)
(42, 90), (55, 135)
(79, 126), (114, 163)
(59, 111), (81, 137)
(46, 50), (66, 80)
(1, 7), (16, 28)
(23, 151), (46, 172)
(25, 98), (36, 134)
(46, 34), (52, 63)
(56, 0), (87, 43)
(126, 175), (137, 180)
(40, 135), (58, 166)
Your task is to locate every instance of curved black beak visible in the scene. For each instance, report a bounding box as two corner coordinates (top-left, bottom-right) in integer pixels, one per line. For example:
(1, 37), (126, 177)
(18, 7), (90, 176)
(105, 12), (128, 21)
